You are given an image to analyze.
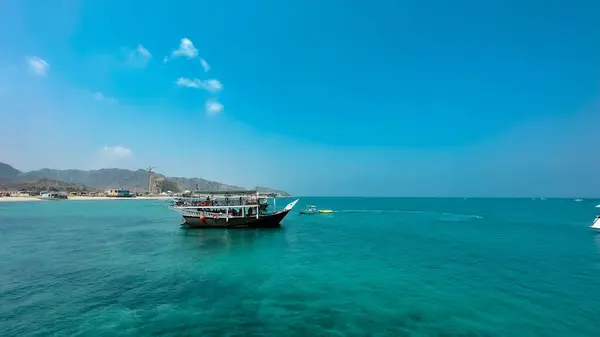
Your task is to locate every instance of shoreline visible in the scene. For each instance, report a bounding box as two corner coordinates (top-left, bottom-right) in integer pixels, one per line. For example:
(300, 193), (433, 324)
(0, 196), (173, 203)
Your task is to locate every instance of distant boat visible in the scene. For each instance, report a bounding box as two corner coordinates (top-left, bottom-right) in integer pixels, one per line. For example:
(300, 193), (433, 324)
(574, 198), (583, 202)
(591, 216), (600, 231)
(298, 205), (333, 214)
(38, 192), (68, 201)
(299, 205), (318, 215)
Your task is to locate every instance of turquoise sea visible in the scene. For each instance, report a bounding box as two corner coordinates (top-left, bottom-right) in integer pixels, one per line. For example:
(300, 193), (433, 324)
(1, 197), (600, 336)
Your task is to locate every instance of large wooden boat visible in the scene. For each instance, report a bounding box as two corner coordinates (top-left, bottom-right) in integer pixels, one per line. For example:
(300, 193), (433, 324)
(169, 190), (299, 229)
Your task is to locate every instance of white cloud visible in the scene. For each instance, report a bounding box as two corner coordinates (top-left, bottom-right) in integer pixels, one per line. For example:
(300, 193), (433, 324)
(171, 38), (198, 59)
(99, 145), (133, 159)
(92, 92), (118, 103)
(175, 77), (199, 88)
(126, 44), (152, 68)
(96, 145), (134, 168)
(201, 79), (223, 93)
(26, 56), (49, 76)
(136, 45), (151, 58)
(175, 77), (223, 93)
(205, 99), (223, 117)
(200, 58), (210, 72)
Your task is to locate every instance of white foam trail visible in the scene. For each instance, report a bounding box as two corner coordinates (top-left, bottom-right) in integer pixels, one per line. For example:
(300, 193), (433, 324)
(332, 209), (483, 219)
(334, 209), (405, 214)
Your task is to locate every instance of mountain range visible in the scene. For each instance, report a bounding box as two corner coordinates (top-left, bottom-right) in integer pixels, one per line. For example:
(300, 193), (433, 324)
(0, 162), (290, 196)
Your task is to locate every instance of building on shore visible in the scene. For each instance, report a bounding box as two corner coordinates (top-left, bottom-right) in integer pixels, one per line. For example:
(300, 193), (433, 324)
(106, 189), (133, 197)
(149, 176), (180, 194)
(161, 179), (179, 194)
(149, 174), (159, 194)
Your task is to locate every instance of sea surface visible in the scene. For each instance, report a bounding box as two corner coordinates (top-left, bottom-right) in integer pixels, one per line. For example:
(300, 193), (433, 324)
(1, 197), (600, 336)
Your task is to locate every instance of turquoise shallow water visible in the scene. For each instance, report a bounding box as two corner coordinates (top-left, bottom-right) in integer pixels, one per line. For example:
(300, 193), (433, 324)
(1, 197), (600, 336)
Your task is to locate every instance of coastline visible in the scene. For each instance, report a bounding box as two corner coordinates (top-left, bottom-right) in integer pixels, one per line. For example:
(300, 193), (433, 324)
(0, 196), (173, 203)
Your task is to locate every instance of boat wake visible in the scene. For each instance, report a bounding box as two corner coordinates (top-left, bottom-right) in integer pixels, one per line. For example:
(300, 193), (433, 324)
(334, 209), (406, 213)
(332, 209), (483, 220)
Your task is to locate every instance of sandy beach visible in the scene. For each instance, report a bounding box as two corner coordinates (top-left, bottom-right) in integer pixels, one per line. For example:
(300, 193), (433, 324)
(0, 196), (173, 202)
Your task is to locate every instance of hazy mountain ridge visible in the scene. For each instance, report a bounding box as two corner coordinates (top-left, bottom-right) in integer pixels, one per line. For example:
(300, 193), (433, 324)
(19, 168), (154, 191)
(0, 163), (21, 180)
(254, 186), (291, 196)
(0, 178), (97, 193)
(165, 176), (243, 193)
(0, 162), (290, 196)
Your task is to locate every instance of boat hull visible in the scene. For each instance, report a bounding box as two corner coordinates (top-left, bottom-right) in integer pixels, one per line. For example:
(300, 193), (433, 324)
(182, 209), (292, 229)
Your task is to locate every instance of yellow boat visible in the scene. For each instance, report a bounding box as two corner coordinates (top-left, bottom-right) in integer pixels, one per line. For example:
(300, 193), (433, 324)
(318, 209), (333, 214)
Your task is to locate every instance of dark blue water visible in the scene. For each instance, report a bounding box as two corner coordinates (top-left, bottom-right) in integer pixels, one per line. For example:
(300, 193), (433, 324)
(1, 198), (599, 336)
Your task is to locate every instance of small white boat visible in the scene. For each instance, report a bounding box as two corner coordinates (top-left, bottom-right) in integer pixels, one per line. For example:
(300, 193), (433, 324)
(591, 216), (600, 231)
(596, 204), (600, 208)
(299, 205), (318, 215)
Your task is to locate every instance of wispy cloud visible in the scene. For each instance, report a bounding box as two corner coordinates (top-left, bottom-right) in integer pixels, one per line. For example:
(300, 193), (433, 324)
(200, 58), (210, 72)
(175, 77), (223, 93)
(168, 38), (224, 117)
(125, 44), (152, 68)
(26, 56), (49, 76)
(171, 38), (198, 59)
(136, 45), (151, 58)
(99, 145), (133, 159)
(95, 145), (134, 169)
(205, 99), (224, 117)
(93, 92), (117, 103)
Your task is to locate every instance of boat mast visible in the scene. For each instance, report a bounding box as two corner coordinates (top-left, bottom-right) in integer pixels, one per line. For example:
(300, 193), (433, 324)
(225, 195), (229, 223)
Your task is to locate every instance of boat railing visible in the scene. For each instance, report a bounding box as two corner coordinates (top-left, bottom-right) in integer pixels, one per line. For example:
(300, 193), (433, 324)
(174, 198), (267, 207)
(175, 208), (268, 218)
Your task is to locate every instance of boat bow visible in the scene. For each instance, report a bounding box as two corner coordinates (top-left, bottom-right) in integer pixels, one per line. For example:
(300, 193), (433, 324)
(591, 216), (600, 230)
(283, 199), (300, 212)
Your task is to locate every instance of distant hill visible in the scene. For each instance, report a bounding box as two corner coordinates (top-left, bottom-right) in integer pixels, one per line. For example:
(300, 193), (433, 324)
(19, 168), (154, 191)
(0, 162), (21, 180)
(254, 186), (291, 197)
(165, 176), (243, 193)
(0, 162), (290, 195)
(0, 178), (97, 193)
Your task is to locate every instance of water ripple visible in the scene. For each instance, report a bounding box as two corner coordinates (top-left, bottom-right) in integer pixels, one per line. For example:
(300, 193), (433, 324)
(1, 198), (599, 336)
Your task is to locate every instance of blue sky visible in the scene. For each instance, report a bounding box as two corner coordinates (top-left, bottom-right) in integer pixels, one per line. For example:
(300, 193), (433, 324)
(1, 0), (600, 197)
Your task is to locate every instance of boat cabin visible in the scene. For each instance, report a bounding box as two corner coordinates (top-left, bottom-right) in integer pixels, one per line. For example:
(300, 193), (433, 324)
(171, 190), (278, 221)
